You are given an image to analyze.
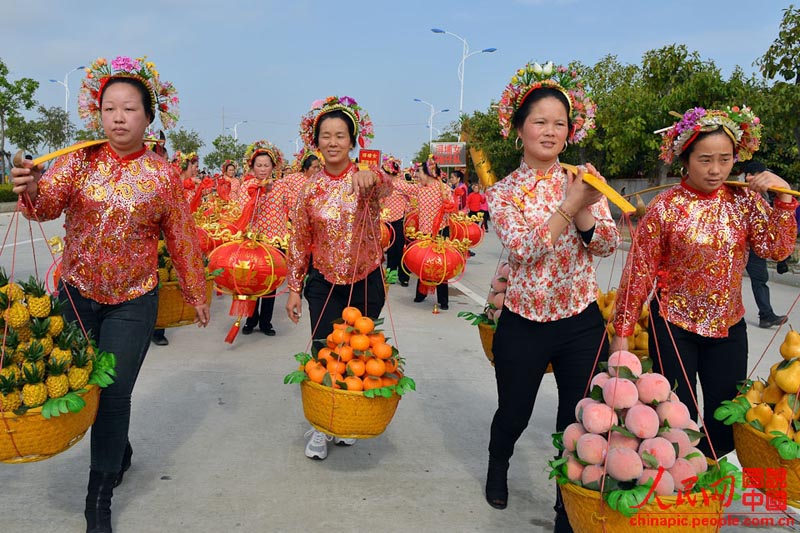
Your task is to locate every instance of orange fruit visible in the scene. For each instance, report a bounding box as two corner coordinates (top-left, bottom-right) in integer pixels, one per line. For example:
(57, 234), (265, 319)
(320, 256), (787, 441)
(326, 333), (337, 349)
(350, 334), (371, 352)
(318, 351), (335, 368)
(365, 357), (386, 377)
(336, 345), (354, 363)
(331, 360), (347, 375)
(382, 375), (398, 387)
(329, 372), (344, 387)
(372, 342), (393, 360)
(363, 376), (383, 390)
(368, 331), (385, 347)
(307, 366), (327, 384)
(317, 347), (333, 360)
(343, 376), (363, 391)
(346, 359), (366, 377)
(305, 360), (323, 375)
(384, 357), (398, 374)
(331, 328), (351, 346)
(342, 306), (362, 325)
(333, 322), (348, 331)
(354, 316), (375, 335)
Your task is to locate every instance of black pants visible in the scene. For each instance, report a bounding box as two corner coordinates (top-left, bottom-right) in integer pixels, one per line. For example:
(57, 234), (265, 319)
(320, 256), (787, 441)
(745, 249), (777, 320)
(304, 265), (385, 350)
(488, 302), (607, 461)
(649, 298), (747, 456)
(245, 290), (276, 331)
(59, 282), (158, 473)
(413, 226), (450, 305)
(386, 218), (409, 283)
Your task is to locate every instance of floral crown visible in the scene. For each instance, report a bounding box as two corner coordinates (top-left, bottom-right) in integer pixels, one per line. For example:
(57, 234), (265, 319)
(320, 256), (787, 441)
(244, 140), (285, 174)
(78, 56), (180, 131)
(171, 151), (198, 171)
(658, 106), (762, 164)
(221, 159), (238, 172)
(497, 61), (596, 143)
(381, 155), (401, 175)
(299, 96), (374, 150)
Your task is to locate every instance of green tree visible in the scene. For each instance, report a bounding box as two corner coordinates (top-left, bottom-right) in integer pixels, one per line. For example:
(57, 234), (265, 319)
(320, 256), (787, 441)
(34, 106), (76, 154)
(0, 59), (38, 180)
(167, 127), (204, 156)
(74, 128), (104, 142)
(6, 114), (40, 157)
(203, 134), (245, 172)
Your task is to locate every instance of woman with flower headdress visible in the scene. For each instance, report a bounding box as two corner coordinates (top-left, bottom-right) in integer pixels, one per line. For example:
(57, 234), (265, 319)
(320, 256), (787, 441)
(233, 140), (288, 336)
(611, 106), (797, 458)
(173, 151), (200, 202)
(11, 55), (209, 532)
(379, 155), (411, 286)
(485, 61), (618, 528)
(285, 95), (389, 460)
(219, 160), (239, 202)
(282, 149), (321, 218)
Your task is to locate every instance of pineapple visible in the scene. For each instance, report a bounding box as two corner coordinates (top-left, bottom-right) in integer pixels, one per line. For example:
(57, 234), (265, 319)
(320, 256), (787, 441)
(20, 341), (45, 376)
(22, 276), (50, 318)
(157, 239), (167, 255)
(168, 267), (179, 281)
(0, 292), (29, 329)
(68, 348), (91, 391)
(0, 374), (21, 412)
(157, 255), (169, 283)
(51, 329), (74, 368)
(29, 317), (53, 356)
(45, 358), (69, 399)
(14, 323), (31, 343)
(47, 299), (65, 337)
(21, 365), (47, 407)
(0, 268), (24, 302)
(0, 350), (18, 382)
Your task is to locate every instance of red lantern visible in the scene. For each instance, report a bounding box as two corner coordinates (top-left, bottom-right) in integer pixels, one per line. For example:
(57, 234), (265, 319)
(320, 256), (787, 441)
(403, 210), (420, 240)
(195, 226), (217, 255)
(448, 214), (484, 249)
(401, 236), (466, 295)
(207, 237), (287, 343)
(380, 221), (395, 251)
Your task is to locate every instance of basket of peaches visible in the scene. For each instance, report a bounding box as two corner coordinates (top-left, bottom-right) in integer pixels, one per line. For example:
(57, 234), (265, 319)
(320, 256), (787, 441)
(284, 307), (416, 439)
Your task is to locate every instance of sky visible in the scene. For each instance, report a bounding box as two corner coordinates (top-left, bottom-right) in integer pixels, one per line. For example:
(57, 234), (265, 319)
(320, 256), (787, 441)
(3, 0), (795, 168)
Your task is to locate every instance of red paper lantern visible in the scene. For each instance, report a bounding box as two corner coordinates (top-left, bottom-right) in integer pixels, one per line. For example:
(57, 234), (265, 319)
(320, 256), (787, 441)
(448, 215), (484, 249)
(401, 236), (466, 294)
(403, 210), (420, 240)
(195, 225), (218, 255)
(380, 221), (395, 251)
(207, 237), (287, 342)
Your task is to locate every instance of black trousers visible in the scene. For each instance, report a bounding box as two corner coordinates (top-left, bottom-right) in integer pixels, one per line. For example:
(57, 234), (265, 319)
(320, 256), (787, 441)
(245, 290), (276, 331)
(649, 298), (747, 456)
(304, 265), (385, 350)
(386, 218), (409, 283)
(488, 302), (607, 461)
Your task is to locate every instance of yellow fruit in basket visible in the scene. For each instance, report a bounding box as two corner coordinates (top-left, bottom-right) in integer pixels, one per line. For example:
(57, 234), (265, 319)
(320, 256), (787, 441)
(794, 431), (800, 445)
(3, 299), (29, 329)
(752, 381), (766, 392)
(742, 387), (762, 407)
(606, 323), (616, 337)
(21, 365), (47, 407)
(0, 374), (21, 412)
(765, 413), (791, 436)
(763, 383), (785, 404)
(775, 394), (800, 420)
(45, 359), (69, 399)
(746, 402), (773, 426)
(780, 329), (800, 361)
(68, 349), (91, 391)
(22, 276), (50, 319)
(775, 360), (800, 394)
(639, 303), (649, 323)
(635, 332), (649, 351)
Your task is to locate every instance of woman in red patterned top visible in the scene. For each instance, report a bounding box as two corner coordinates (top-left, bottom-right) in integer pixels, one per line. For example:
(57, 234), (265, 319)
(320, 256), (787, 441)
(285, 96), (389, 460)
(282, 151), (321, 219)
(235, 140), (288, 336)
(173, 151), (199, 202)
(485, 62), (618, 529)
(11, 55), (209, 533)
(611, 107), (797, 457)
(379, 155), (410, 286)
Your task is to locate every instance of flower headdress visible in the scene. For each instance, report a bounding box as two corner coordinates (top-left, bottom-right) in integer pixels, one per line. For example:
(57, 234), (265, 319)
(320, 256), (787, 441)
(221, 159), (238, 172)
(171, 151), (198, 171)
(381, 155), (401, 175)
(78, 56), (180, 131)
(497, 61), (596, 143)
(658, 106), (762, 164)
(299, 96), (374, 150)
(244, 140), (285, 174)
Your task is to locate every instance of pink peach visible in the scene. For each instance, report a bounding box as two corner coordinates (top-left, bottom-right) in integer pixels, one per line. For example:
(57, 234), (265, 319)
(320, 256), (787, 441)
(656, 401), (691, 429)
(608, 350), (642, 378)
(660, 429), (692, 458)
(638, 468), (675, 496)
(581, 464), (605, 487)
(624, 404), (660, 439)
(608, 431), (640, 451)
(602, 377), (639, 409)
(668, 458), (697, 491)
(582, 402), (619, 434)
(576, 433), (608, 465)
(563, 422), (587, 452)
(683, 447), (709, 475)
(636, 373), (671, 404)
(606, 447), (644, 482)
(638, 437), (677, 470)
(575, 398), (598, 423)
(590, 372), (611, 390)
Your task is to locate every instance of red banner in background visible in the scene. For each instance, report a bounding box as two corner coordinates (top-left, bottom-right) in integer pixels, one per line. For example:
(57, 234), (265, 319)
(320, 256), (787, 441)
(358, 149), (381, 170)
(431, 142), (467, 167)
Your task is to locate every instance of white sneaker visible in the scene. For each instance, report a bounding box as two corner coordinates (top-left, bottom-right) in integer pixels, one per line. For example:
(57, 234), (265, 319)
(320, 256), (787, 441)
(334, 437), (357, 446)
(304, 429), (332, 460)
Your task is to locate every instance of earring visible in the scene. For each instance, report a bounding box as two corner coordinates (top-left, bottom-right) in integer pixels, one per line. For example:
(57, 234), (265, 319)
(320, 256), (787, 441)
(561, 142), (568, 154)
(515, 136), (523, 151)
(680, 167), (687, 178)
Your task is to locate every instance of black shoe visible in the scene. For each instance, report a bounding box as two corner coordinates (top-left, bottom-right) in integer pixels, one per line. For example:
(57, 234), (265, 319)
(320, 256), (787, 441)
(439, 303), (449, 310)
(151, 335), (168, 346)
(399, 280), (409, 287)
(759, 315), (788, 328)
(485, 456), (509, 510)
(85, 470), (116, 533)
(468, 250), (476, 257)
(242, 325), (254, 335)
(262, 326), (276, 336)
(114, 442), (133, 488)
(413, 295), (426, 303)
(778, 260), (790, 274)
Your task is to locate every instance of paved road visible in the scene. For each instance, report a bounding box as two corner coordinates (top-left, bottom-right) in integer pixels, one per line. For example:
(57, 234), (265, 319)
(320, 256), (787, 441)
(2, 212), (800, 532)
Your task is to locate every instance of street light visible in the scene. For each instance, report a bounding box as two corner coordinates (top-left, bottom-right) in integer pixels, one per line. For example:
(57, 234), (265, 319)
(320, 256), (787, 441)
(413, 98), (449, 148)
(48, 65), (85, 114)
(227, 120), (248, 141)
(431, 28), (496, 118)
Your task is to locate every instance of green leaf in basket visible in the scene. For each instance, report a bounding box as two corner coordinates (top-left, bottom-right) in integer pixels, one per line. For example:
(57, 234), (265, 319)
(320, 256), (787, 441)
(683, 427), (705, 443)
(589, 385), (603, 401)
(294, 352), (311, 365)
(614, 365), (638, 381)
(641, 450), (658, 469)
(57, 398), (70, 414)
(770, 434), (799, 460)
(373, 318), (384, 327)
(65, 393), (86, 413)
(640, 357), (653, 374)
(396, 376), (416, 396)
(749, 419), (765, 432)
(611, 425), (636, 439)
(41, 400), (54, 419)
(322, 373), (333, 388)
(713, 399), (747, 425)
(552, 431), (564, 452)
(363, 388), (377, 399)
(283, 370), (308, 385)
(379, 387), (393, 398)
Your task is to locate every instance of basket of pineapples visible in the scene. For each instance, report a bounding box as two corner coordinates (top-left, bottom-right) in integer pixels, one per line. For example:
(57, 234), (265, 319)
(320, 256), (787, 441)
(0, 272), (115, 463)
(155, 240), (216, 329)
(284, 307), (416, 439)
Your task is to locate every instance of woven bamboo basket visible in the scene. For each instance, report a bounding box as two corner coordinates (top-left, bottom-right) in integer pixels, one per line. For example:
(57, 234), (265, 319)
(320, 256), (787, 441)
(0, 385), (101, 463)
(155, 279), (214, 328)
(561, 481), (723, 533)
(478, 321), (553, 373)
(300, 380), (400, 439)
(733, 422), (800, 505)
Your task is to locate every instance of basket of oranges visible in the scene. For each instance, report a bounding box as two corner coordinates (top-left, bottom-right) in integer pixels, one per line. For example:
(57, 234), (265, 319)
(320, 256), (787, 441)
(285, 307), (415, 439)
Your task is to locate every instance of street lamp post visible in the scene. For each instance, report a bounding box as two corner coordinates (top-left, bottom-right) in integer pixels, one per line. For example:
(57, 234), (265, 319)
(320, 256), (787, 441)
(228, 120), (248, 141)
(413, 98), (449, 149)
(431, 28), (496, 118)
(49, 65), (85, 114)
